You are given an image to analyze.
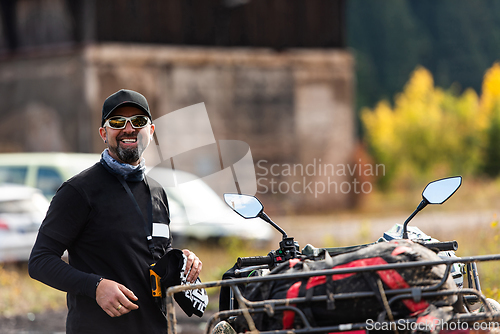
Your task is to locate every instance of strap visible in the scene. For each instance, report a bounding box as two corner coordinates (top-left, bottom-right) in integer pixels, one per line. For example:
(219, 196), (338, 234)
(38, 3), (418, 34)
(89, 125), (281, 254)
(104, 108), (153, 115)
(143, 176), (154, 235)
(361, 271), (385, 307)
(325, 275), (336, 310)
(116, 176), (156, 260)
(297, 279), (317, 327)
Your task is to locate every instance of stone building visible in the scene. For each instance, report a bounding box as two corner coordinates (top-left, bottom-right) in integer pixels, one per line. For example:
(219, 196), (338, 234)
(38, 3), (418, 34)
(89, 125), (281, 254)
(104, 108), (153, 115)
(0, 0), (355, 212)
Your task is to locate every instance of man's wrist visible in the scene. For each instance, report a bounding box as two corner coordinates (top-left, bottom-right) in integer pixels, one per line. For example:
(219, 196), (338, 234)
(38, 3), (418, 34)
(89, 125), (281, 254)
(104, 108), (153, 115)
(96, 277), (104, 290)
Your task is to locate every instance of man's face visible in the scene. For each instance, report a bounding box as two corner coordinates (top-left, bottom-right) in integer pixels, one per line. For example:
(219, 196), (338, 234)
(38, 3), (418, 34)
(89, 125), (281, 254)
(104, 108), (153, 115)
(99, 106), (155, 165)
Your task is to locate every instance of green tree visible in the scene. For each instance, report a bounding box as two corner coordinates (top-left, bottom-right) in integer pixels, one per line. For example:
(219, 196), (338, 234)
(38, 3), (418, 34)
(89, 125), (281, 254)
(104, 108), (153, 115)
(348, 0), (500, 114)
(347, 0), (428, 111)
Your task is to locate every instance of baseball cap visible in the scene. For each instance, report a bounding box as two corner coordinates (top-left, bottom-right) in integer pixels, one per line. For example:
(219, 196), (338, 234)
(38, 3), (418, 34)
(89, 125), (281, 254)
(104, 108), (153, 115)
(101, 89), (152, 126)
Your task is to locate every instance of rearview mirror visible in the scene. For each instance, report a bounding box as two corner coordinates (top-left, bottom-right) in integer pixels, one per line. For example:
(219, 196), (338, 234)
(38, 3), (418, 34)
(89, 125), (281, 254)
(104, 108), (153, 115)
(403, 175), (462, 239)
(422, 176), (462, 204)
(223, 193), (264, 219)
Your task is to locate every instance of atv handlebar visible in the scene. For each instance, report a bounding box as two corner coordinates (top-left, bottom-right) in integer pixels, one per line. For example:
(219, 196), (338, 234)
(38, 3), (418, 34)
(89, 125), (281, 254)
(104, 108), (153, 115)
(421, 240), (458, 251)
(237, 255), (273, 267)
(237, 240), (458, 268)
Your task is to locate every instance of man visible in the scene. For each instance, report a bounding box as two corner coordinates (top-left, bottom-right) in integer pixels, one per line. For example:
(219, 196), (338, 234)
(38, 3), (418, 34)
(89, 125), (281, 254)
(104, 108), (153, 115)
(29, 89), (202, 334)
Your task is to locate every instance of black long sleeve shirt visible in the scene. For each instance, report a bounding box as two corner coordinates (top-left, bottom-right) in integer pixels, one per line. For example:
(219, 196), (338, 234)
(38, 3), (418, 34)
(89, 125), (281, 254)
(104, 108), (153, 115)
(29, 163), (172, 334)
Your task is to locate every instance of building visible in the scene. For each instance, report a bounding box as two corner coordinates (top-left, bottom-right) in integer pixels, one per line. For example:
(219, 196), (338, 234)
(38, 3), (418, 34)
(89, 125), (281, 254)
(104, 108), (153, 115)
(0, 0), (355, 212)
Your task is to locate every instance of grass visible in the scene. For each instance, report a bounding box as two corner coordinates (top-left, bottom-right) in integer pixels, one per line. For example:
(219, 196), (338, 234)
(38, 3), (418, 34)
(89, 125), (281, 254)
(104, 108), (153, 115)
(453, 222), (500, 301)
(0, 263), (66, 317)
(3, 177), (500, 316)
(358, 176), (500, 215)
(0, 239), (263, 317)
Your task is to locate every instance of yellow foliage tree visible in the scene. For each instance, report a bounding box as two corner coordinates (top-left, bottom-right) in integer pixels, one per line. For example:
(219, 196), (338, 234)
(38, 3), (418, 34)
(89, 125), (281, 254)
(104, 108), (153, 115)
(481, 63), (500, 176)
(481, 63), (500, 116)
(362, 66), (484, 188)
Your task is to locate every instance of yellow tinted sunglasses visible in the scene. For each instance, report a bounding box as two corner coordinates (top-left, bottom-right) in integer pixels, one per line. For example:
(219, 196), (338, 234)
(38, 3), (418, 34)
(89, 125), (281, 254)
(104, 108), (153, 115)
(104, 115), (151, 129)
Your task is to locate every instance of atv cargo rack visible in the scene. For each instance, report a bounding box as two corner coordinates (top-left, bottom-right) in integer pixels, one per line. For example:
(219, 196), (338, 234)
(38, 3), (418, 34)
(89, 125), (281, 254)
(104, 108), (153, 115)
(166, 254), (500, 334)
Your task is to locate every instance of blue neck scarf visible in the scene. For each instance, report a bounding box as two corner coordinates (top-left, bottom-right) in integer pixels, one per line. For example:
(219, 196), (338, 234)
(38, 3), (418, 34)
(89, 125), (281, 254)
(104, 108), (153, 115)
(100, 149), (146, 182)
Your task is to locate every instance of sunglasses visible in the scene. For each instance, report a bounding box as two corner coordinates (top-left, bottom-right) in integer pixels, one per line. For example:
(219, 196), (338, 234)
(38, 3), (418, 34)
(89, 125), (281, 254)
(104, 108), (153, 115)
(103, 115), (151, 129)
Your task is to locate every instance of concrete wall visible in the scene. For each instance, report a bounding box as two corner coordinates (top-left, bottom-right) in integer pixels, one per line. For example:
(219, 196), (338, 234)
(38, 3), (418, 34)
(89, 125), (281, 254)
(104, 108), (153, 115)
(0, 44), (355, 212)
(0, 50), (92, 152)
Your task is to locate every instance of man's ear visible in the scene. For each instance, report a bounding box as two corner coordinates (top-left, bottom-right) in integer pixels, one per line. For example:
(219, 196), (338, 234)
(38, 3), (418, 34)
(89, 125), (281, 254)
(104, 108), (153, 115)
(99, 127), (107, 143)
(150, 124), (155, 139)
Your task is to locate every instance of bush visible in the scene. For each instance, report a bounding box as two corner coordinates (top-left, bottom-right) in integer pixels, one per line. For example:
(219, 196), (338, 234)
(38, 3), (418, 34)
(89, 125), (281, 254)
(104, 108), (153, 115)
(362, 64), (500, 189)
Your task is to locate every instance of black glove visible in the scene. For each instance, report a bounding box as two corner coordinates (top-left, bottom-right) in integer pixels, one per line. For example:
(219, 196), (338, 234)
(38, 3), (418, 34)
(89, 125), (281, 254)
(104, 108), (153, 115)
(152, 249), (208, 317)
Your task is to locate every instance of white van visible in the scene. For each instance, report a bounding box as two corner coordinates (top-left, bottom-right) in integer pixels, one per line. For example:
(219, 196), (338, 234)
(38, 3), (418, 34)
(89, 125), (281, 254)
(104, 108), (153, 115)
(0, 153), (100, 199)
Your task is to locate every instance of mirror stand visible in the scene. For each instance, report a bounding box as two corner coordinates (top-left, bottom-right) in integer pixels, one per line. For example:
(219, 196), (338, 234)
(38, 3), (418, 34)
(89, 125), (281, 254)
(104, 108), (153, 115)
(402, 199), (428, 239)
(259, 212), (288, 238)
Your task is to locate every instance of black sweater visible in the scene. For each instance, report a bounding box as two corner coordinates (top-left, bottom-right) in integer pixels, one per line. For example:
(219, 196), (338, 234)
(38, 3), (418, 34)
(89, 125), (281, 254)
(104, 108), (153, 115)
(29, 163), (172, 334)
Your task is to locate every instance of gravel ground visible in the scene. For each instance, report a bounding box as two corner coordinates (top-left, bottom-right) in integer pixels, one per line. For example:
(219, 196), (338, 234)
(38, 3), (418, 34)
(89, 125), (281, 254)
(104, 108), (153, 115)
(0, 305), (212, 334)
(0, 309), (66, 334)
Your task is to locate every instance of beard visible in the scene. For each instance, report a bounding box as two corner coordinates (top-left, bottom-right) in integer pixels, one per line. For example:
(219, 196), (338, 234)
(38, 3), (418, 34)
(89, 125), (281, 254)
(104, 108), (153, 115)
(108, 131), (147, 164)
(115, 145), (141, 164)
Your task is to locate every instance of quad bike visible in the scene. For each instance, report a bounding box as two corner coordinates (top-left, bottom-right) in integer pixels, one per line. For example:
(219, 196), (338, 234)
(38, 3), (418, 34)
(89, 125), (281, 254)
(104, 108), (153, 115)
(166, 176), (500, 334)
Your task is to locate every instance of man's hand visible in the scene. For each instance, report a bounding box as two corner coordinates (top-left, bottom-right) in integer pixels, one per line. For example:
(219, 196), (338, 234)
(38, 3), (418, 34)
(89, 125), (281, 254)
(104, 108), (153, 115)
(182, 249), (202, 283)
(96, 279), (139, 317)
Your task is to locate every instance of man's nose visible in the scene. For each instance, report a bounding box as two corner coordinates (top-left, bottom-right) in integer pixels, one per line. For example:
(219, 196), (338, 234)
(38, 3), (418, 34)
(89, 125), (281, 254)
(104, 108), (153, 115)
(123, 120), (135, 132)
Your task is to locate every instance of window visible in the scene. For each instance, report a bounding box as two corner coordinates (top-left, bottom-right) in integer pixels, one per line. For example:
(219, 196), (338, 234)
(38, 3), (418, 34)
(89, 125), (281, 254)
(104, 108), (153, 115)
(0, 166), (28, 185)
(36, 167), (63, 198)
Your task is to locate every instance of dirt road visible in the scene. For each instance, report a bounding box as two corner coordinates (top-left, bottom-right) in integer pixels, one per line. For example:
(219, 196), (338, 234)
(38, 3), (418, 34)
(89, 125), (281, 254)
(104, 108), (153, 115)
(0, 305), (209, 334)
(274, 209), (498, 248)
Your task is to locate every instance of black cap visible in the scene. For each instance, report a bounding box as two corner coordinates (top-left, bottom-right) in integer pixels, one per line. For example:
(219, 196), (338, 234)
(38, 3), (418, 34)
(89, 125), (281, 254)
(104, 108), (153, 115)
(101, 89), (152, 126)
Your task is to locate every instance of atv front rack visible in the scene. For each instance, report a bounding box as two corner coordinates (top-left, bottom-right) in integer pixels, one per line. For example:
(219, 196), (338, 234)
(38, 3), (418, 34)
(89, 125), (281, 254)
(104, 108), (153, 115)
(166, 254), (500, 334)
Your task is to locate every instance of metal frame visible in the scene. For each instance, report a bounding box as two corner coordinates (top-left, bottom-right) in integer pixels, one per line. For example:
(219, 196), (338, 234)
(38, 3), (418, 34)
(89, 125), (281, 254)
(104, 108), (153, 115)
(166, 254), (500, 334)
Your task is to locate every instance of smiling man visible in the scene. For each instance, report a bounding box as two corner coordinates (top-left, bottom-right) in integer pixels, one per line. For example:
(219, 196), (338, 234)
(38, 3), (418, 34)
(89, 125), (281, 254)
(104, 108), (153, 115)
(99, 91), (152, 166)
(29, 89), (202, 334)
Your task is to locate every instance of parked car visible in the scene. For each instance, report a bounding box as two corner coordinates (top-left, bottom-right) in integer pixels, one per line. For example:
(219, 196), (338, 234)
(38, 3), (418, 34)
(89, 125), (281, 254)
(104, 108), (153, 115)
(0, 184), (50, 262)
(0, 153), (272, 250)
(146, 167), (273, 245)
(0, 152), (100, 199)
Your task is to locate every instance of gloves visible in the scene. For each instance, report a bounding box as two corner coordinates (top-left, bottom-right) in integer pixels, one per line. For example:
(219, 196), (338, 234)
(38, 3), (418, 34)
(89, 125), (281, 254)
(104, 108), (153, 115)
(152, 249), (209, 317)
